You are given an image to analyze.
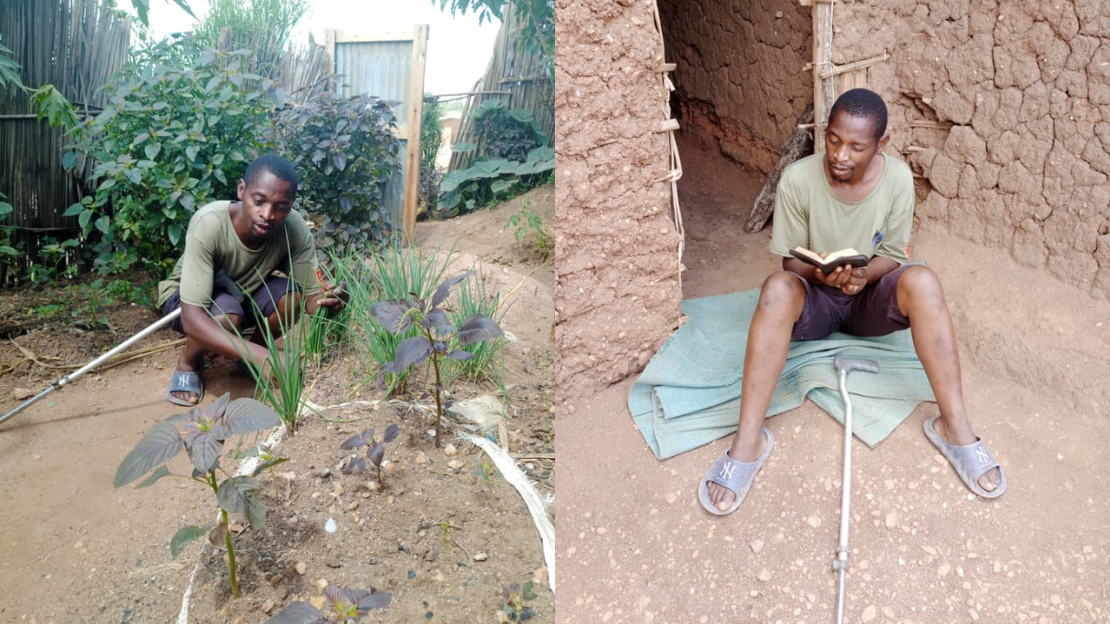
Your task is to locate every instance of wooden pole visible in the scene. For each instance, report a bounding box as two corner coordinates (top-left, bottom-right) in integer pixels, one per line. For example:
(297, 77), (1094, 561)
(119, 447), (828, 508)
(402, 25), (429, 244)
(811, 0), (834, 150)
(745, 103), (814, 233)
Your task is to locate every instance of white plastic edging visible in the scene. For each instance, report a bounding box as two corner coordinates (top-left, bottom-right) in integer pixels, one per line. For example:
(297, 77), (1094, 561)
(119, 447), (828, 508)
(463, 433), (555, 594)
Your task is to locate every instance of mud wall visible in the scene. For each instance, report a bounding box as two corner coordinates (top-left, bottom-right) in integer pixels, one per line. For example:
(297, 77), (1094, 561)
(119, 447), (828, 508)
(658, 0), (814, 174)
(554, 0), (683, 405)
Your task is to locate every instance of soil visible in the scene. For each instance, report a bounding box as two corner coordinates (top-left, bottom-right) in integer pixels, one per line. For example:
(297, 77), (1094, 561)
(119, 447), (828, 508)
(0, 185), (555, 624)
(554, 143), (1110, 623)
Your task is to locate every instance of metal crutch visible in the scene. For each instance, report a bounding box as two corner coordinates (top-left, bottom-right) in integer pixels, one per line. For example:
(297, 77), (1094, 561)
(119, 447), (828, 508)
(0, 308), (182, 427)
(832, 356), (879, 624)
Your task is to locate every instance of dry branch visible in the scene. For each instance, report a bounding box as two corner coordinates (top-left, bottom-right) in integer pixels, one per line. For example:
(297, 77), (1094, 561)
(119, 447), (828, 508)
(746, 102), (815, 233)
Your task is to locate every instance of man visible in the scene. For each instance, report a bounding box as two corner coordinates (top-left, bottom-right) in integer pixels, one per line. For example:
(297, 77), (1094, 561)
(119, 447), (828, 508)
(699, 89), (1006, 515)
(157, 154), (345, 406)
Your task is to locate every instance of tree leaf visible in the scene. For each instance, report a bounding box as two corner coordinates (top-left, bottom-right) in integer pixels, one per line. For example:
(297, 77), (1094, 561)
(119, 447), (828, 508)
(422, 308), (454, 333)
(170, 525), (206, 558)
(217, 475), (260, 514)
(356, 590), (393, 610)
(367, 444), (385, 467)
(388, 336), (432, 373)
(62, 202), (84, 217)
(208, 523), (227, 546)
(184, 430), (223, 473)
(383, 423), (400, 443)
(447, 350), (475, 361)
(340, 432), (368, 450)
(95, 215), (110, 234)
(431, 272), (471, 309)
(264, 602), (329, 624)
(220, 398), (280, 436)
(185, 145), (198, 161)
(144, 142), (160, 160)
(135, 465), (172, 488)
(115, 421), (183, 487)
(244, 489), (266, 529)
(168, 223), (182, 246)
(457, 315), (503, 346)
(369, 299), (414, 333)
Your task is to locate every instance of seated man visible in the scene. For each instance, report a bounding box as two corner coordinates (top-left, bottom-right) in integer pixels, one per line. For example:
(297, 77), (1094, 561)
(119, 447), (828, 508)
(699, 88), (1006, 515)
(157, 154), (345, 406)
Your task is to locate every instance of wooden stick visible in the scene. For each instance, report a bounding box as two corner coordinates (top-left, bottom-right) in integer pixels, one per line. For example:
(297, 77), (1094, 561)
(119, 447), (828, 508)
(655, 118), (681, 133)
(910, 120), (954, 128)
(747, 103), (815, 233)
(818, 52), (891, 79)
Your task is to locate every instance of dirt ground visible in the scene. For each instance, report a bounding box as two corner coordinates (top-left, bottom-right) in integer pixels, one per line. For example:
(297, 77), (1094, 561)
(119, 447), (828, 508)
(0, 186), (555, 624)
(554, 143), (1110, 623)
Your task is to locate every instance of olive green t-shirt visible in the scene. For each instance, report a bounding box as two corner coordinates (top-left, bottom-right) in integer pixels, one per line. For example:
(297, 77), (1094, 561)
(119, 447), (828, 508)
(157, 200), (321, 308)
(769, 152), (914, 264)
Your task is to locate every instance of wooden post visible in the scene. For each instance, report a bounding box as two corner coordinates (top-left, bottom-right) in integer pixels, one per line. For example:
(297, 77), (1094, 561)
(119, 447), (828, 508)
(323, 29), (336, 95)
(402, 25), (429, 244)
(745, 103), (814, 233)
(811, 0), (834, 150)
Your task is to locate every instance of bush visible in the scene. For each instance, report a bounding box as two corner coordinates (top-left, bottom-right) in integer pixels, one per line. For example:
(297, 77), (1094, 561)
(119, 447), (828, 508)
(269, 94), (401, 260)
(65, 43), (276, 275)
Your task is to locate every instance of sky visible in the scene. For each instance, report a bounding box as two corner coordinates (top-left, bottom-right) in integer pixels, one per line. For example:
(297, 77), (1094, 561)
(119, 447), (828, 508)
(143, 0), (500, 96)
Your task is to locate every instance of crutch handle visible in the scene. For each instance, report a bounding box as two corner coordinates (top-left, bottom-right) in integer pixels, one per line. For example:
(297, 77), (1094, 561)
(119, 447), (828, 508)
(834, 357), (879, 376)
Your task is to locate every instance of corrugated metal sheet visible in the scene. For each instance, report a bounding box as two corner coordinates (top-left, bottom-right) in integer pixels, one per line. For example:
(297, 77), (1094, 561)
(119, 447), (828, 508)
(334, 40), (413, 235)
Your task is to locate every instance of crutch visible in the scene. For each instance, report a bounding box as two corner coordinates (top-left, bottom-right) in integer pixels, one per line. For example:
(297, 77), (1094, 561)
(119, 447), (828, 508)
(0, 308), (182, 427)
(832, 356), (878, 624)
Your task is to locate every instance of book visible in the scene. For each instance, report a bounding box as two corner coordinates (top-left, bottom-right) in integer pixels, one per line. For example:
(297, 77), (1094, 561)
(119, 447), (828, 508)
(789, 247), (869, 273)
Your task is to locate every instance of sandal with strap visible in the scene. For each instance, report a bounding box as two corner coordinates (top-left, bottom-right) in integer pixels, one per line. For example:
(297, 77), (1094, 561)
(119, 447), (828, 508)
(698, 427), (775, 515)
(166, 365), (205, 407)
(924, 415), (1007, 499)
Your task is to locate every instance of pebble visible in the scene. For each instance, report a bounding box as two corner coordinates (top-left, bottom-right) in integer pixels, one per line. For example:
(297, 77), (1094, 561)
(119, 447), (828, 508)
(882, 606), (896, 619)
(325, 518), (338, 533)
(309, 596), (327, 610)
(448, 460), (464, 470)
(415, 452), (429, 465)
(444, 444), (458, 456)
(885, 511), (899, 529)
(73, 540), (84, 550)
(756, 569), (771, 582)
(1051, 595), (1061, 605)
(312, 468), (332, 479)
(295, 562), (307, 575)
(325, 559), (341, 568)
(473, 552), (489, 562)
(260, 600), (275, 614)
(231, 618), (245, 624)
(664, 493), (677, 504)
(938, 562), (952, 577)
(316, 578), (329, 592)
(750, 538), (765, 554)
(13, 388), (32, 400)
(347, 502), (358, 511)
(806, 516), (821, 528)
(861, 605), (876, 622)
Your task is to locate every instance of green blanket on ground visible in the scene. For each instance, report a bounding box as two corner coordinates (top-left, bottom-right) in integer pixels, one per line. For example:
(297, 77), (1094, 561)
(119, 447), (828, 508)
(628, 288), (936, 460)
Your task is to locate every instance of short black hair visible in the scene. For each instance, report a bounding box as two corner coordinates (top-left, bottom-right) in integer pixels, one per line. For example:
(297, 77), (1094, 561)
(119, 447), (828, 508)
(829, 88), (888, 142)
(244, 154), (298, 193)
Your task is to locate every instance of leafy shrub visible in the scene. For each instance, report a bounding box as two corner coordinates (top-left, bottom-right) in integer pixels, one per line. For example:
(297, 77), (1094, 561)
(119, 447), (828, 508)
(504, 199), (551, 254)
(437, 146), (554, 215)
(471, 100), (548, 162)
(65, 43), (276, 275)
(421, 95), (443, 173)
(265, 584), (391, 623)
(194, 0), (310, 77)
(445, 267), (507, 390)
(114, 393), (283, 599)
(370, 272), (504, 448)
(269, 94), (401, 260)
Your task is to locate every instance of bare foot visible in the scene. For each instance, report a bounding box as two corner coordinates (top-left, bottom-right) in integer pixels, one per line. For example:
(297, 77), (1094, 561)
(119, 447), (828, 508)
(933, 417), (1001, 492)
(706, 432), (768, 511)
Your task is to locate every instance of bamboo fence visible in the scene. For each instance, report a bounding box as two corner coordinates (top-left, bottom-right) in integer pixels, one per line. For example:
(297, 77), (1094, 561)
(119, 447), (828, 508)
(0, 0), (130, 281)
(214, 27), (331, 104)
(447, 3), (553, 172)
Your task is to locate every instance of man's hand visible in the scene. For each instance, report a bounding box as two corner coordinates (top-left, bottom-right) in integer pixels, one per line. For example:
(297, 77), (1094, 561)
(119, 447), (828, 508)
(314, 280), (348, 316)
(839, 266), (868, 295)
(814, 252), (854, 289)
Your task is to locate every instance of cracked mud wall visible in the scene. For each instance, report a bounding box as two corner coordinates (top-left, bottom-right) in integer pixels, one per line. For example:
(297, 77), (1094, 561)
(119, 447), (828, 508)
(554, 0), (683, 404)
(658, 0), (814, 174)
(556, 0), (1110, 402)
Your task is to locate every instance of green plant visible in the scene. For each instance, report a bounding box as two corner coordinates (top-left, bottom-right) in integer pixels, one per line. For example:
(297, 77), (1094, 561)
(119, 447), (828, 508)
(438, 145), (554, 215)
(0, 192), (21, 260)
(444, 267), (507, 390)
(504, 200), (550, 254)
(36, 237), (79, 283)
(335, 244), (454, 395)
(194, 0), (309, 70)
(65, 43), (276, 275)
(478, 458), (496, 506)
(256, 444), (289, 501)
(269, 93), (401, 260)
(441, 520), (450, 553)
(70, 279), (115, 346)
(114, 393), (282, 599)
(0, 43), (80, 132)
(265, 584), (392, 623)
(501, 582), (537, 622)
(340, 423), (400, 484)
(369, 273), (504, 448)
(471, 101), (547, 162)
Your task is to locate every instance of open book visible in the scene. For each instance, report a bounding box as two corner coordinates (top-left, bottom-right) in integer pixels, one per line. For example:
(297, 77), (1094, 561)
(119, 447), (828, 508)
(789, 247), (869, 273)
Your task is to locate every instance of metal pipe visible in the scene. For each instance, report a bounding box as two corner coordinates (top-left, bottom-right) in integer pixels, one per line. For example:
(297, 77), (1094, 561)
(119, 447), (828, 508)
(0, 308), (181, 427)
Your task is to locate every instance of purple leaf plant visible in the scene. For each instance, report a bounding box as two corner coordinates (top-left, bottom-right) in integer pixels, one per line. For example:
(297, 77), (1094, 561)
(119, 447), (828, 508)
(369, 272), (502, 448)
(114, 392), (281, 598)
(340, 423), (400, 484)
(265, 583), (392, 624)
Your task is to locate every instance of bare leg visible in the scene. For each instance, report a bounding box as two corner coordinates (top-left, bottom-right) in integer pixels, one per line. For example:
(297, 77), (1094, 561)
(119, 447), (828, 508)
(707, 273), (806, 510)
(895, 266), (1000, 492)
(247, 292), (303, 347)
(172, 313), (242, 404)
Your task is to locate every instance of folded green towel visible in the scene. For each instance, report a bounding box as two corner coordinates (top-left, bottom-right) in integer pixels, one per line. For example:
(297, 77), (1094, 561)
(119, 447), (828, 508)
(628, 288), (936, 460)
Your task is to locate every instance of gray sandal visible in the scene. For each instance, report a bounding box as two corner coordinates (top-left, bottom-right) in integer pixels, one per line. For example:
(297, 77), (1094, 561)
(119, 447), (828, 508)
(924, 416), (1007, 499)
(166, 367), (205, 407)
(698, 428), (775, 515)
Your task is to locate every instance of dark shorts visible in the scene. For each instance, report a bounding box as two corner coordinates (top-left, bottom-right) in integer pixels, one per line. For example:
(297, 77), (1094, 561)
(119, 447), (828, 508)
(787, 264), (915, 341)
(161, 275), (299, 334)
